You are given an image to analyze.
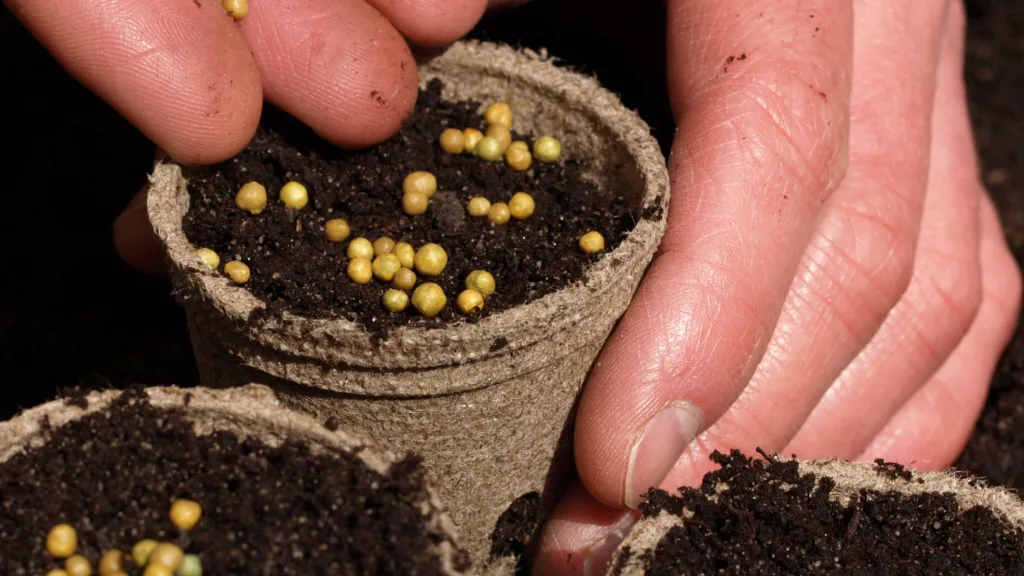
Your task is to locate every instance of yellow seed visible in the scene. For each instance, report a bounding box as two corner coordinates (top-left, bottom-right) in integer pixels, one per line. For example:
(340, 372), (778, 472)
(372, 254), (402, 282)
(382, 289), (410, 313)
(279, 181), (308, 210)
(224, 261), (251, 285)
(463, 128), (484, 153)
(348, 257), (373, 284)
(47, 524), (77, 558)
(195, 248), (220, 271)
(346, 237), (374, 260)
(234, 181), (267, 214)
(221, 0), (248, 18)
(486, 124), (512, 153)
(487, 202), (511, 225)
(325, 219), (351, 243)
(439, 128), (465, 154)
(465, 270), (496, 297)
(533, 135), (562, 163)
(508, 140), (528, 152)
(509, 192), (535, 220)
(169, 499), (202, 531)
(394, 242), (415, 268)
(414, 243), (448, 277)
(579, 230), (606, 254)
(99, 550), (124, 575)
(403, 171), (437, 198)
(475, 137), (503, 162)
(46, 570), (70, 576)
(65, 554), (92, 576)
(456, 289), (485, 314)
(392, 267), (417, 291)
(467, 196), (491, 217)
(372, 237), (395, 257)
(132, 540), (158, 567)
(148, 543), (183, 570)
(402, 191), (429, 216)
(177, 554), (202, 576)
(412, 283), (447, 318)
(485, 102), (513, 129)
(142, 566), (172, 576)
(505, 146), (532, 172)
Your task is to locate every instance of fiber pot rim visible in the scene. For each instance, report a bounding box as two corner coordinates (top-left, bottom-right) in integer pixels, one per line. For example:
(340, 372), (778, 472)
(0, 384), (469, 576)
(147, 40), (670, 375)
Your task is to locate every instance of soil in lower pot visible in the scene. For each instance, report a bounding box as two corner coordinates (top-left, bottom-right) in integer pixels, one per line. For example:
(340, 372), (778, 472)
(180, 79), (645, 330)
(612, 450), (1024, 575)
(0, 388), (469, 575)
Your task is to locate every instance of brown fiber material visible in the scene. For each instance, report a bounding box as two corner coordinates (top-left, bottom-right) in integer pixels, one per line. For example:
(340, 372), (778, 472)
(147, 40), (670, 561)
(609, 457), (1024, 576)
(0, 385), (467, 575)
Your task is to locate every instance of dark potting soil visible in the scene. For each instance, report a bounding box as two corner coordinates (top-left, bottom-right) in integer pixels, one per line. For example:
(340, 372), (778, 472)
(181, 79), (638, 330)
(617, 450), (1024, 576)
(489, 491), (542, 569)
(0, 388), (470, 575)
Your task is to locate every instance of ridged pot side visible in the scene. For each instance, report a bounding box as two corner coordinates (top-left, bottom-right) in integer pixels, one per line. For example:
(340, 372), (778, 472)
(148, 40), (670, 562)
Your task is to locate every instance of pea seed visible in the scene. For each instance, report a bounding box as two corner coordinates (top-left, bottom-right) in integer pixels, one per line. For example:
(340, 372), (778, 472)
(487, 202), (511, 225)
(234, 181), (267, 214)
(394, 242), (415, 268)
(279, 181), (308, 209)
(456, 289), (485, 314)
(463, 128), (484, 153)
(46, 524), (77, 559)
(99, 550), (124, 575)
(65, 554), (92, 576)
(579, 230), (606, 254)
(348, 258), (373, 284)
(324, 219), (351, 243)
(508, 192), (535, 220)
(403, 171), (437, 198)
(533, 135), (562, 163)
(176, 554), (203, 576)
(465, 270), (496, 297)
(372, 254), (402, 282)
(224, 261), (251, 285)
(439, 128), (465, 154)
(412, 283), (447, 317)
(414, 243), (448, 276)
(382, 289), (410, 313)
(392, 267), (417, 291)
(346, 238), (374, 260)
(132, 540), (158, 567)
(148, 543), (183, 570)
(475, 137), (503, 161)
(467, 196), (491, 217)
(221, 0), (247, 18)
(195, 248), (220, 271)
(485, 102), (513, 129)
(402, 191), (429, 215)
(169, 499), (202, 531)
(486, 124), (512, 153)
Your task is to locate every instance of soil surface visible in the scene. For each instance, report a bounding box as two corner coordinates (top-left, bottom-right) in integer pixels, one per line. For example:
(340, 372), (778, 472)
(0, 388), (468, 575)
(615, 450), (1024, 575)
(182, 80), (635, 328)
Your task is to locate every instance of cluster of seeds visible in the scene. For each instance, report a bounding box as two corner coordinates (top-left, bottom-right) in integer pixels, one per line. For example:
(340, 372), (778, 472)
(190, 98), (609, 322)
(43, 501), (204, 576)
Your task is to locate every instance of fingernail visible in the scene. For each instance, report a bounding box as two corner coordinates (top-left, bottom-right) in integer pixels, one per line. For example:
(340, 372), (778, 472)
(624, 403), (701, 509)
(582, 514), (637, 576)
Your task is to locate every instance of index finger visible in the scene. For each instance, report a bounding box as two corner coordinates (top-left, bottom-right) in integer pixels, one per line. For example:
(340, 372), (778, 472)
(575, 0), (854, 509)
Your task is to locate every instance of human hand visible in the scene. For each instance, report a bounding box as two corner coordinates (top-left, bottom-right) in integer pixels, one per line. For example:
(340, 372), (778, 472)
(535, 1), (1022, 574)
(4, 0), (496, 273)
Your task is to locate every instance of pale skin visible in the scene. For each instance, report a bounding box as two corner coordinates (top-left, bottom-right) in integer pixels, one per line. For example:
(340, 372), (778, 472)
(6, 0), (1019, 573)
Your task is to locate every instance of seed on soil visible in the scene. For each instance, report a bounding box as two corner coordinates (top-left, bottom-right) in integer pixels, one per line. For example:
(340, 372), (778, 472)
(414, 243), (448, 276)
(373, 237), (396, 257)
(463, 128), (484, 153)
(579, 230), (605, 254)
(486, 124), (512, 153)
(392, 267), (417, 291)
(221, 0), (247, 19)
(46, 524), (77, 558)
(505, 145), (532, 172)
(324, 218), (350, 243)
(279, 181), (308, 210)
(467, 196), (491, 217)
(132, 540), (158, 567)
(382, 289), (410, 313)
(347, 258), (373, 284)
(224, 261), (251, 284)
(372, 254), (401, 282)
(169, 499), (202, 531)
(465, 270), (496, 297)
(403, 171), (437, 198)
(46, 570), (70, 576)
(439, 128), (465, 154)
(234, 181), (267, 214)
(98, 550), (124, 574)
(533, 135), (562, 163)
(148, 543), (183, 570)
(475, 137), (503, 161)
(177, 554), (203, 576)
(143, 566), (172, 576)
(402, 191), (429, 216)
(412, 283), (446, 317)
(195, 248), (220, 271)
(346, 237), (374, 260)
(509, 192), (535, 220)
(487, 202), (511, 225)
(456, 289), (485, 314)
(485, 102), (513, 129)
(394, 242), (415, 268)
(509, 140), (528, 152)
(65, 554), (92, 576)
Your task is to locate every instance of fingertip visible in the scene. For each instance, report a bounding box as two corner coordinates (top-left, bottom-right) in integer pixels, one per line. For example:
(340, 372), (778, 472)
(113, 190), (167, 277)
(366, 0), (488, 47)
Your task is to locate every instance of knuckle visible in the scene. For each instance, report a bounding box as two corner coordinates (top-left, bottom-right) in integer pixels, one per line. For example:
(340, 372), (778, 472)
(917, 256), (984, 339)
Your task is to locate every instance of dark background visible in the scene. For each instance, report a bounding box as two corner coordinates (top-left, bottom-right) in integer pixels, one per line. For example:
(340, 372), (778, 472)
(1, 0), (1022, 486)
